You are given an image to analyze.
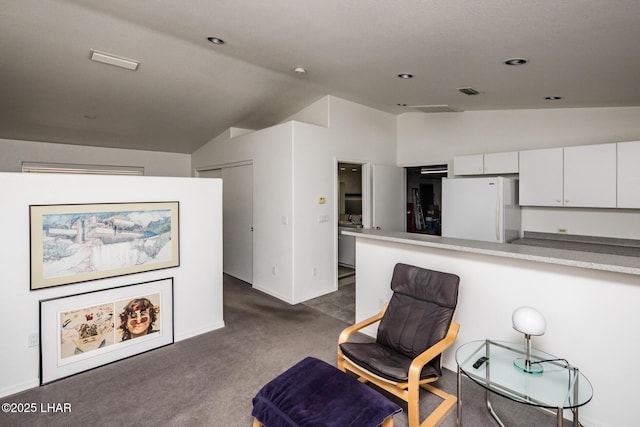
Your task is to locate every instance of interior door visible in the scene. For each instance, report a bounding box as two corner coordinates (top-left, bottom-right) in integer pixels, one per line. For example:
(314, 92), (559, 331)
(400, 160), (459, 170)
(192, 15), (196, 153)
(200, 164), (254, 284)
(371, 164), (405, 231)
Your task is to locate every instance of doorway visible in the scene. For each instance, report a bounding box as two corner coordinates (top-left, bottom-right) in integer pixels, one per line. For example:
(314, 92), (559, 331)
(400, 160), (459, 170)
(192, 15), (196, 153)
(199, 164), (254, 284)
(337, 162), (362, 276)
(405, 165), (448, 235)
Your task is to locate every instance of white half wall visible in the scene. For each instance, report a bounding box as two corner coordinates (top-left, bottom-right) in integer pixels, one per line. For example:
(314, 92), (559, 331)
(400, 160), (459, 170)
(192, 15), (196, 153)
(0, 138), (192, 177)
(0, 172), (223, 398)
(355, 237), (639, 427)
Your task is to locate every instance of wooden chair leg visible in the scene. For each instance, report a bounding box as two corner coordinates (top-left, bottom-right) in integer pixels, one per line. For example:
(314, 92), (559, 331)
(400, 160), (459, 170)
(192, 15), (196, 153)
(418, 384), (457, 427)
(252, 418), (262, 427)
(381, 415), (394, 427)
(407, 381), (421, 427)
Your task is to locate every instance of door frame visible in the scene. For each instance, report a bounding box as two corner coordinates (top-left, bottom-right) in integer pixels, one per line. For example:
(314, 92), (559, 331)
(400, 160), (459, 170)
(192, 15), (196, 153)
(334, 157), (369, 290)
(196, 160), (254, 284)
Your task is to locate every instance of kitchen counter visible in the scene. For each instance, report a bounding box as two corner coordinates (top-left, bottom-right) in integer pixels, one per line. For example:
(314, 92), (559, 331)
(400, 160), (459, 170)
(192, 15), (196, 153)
(512, 231), (640, 257)
(341, 228), (640, 275)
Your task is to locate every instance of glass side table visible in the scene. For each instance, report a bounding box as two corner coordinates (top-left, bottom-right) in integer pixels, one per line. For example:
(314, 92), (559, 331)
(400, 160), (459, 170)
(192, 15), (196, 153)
(456, 340), (593, 427)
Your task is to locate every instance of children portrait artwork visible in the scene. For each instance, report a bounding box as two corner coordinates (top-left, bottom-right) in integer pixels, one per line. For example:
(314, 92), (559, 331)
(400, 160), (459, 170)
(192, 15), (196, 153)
(30, 202), (179, 290)
(58, 293), (161, 364)
(41, 278), (173, 384)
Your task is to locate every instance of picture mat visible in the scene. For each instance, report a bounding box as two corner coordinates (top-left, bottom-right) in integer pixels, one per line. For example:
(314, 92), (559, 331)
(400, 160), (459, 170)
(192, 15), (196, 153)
(30, 202), (179, 290)
(40, 278), (174, 384)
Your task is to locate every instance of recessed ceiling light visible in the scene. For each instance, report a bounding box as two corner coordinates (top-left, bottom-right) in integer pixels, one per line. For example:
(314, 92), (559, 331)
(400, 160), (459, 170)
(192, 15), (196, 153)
(207, 37), (225, 45)
(504, 58), (528, 66)
(398, 73), (414, 79)
(293, 67), (306, 74)
(545, 96), (563, 100)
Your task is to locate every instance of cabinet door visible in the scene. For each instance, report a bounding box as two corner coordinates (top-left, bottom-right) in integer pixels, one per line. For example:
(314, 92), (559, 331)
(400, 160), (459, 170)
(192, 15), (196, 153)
(453, 154), (483, 175)
(518, 148), (563, 206)
(618, 141), (640, 208)
(564, 143), (616, 208)
(483, 151), (519, 174)
(338, 232), (355, 267)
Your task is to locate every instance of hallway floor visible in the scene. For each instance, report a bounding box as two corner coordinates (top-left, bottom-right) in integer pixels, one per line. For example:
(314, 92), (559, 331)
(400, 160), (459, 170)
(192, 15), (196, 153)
(302, 266), (355, 324)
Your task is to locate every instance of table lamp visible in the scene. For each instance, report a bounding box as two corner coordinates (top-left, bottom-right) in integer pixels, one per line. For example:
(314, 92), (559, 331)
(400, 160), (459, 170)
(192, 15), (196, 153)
(512, 306), (546, 375)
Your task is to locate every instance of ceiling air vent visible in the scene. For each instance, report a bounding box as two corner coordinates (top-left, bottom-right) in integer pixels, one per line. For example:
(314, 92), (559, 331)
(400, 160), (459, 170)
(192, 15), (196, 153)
(457, 87), (480, 96)
(420, 165), (448, 175)
(409, 105), (462, 113)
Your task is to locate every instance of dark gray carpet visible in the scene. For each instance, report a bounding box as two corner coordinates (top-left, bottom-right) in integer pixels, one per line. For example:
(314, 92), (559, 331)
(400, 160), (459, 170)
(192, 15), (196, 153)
(303, 273), (355, 324)
(0, 275), (568, 427)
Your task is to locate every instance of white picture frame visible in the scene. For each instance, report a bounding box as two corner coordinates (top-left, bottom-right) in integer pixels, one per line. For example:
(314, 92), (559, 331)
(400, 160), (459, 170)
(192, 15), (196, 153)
(40, 277), (174, 384)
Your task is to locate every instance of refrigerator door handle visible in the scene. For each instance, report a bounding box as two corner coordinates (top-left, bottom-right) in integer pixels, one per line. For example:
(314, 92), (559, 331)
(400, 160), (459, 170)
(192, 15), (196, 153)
(495, 194), (500, 241)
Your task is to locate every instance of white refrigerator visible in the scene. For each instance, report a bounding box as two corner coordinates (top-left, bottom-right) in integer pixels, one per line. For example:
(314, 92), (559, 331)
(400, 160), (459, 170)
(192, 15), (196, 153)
(441, 177), (520, 243)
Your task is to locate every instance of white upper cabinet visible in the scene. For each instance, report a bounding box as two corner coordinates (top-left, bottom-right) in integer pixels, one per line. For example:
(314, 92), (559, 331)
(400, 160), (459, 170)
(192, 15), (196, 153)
(454, 151), (518, 176)
(563, 143), (616, 208)
(483, 151), (519, 174)
(519, 148), (564, 206)
(617, 141), (640, 208)
(520, 144), (617, 208)
(453, 154), (483, 175)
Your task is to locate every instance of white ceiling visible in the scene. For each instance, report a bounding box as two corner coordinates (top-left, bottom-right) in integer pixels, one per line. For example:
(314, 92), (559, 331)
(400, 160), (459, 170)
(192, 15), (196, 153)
(2, 0), (640, 154)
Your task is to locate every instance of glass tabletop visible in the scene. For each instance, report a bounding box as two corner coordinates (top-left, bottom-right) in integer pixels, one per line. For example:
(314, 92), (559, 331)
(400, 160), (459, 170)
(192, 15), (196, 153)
(456, 340), (593, 409)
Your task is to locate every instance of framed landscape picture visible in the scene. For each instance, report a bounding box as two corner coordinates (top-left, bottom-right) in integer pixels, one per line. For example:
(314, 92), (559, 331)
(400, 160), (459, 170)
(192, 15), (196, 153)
(40, 277), (174, 385)
(30, 201), (179, 290)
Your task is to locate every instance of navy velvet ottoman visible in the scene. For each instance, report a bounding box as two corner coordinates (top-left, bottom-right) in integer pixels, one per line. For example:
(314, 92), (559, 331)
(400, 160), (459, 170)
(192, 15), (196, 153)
(252, 357), (402, 427)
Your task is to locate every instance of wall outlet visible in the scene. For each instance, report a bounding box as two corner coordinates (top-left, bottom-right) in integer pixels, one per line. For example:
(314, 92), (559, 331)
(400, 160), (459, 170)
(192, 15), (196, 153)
(28, 333), (39, 348)
(272, 266), (277, 276)
(557, 228), (567, 233)
(312, 267), (317, 276)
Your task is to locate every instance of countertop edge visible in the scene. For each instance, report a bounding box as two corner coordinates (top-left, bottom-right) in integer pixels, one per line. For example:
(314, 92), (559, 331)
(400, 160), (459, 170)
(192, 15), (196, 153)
(341, 229), (640, 276)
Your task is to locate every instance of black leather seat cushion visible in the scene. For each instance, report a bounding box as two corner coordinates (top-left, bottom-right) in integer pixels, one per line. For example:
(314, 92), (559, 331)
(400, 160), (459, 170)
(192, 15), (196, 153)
(340, 264), (459, 383)
(340, 342), (441, 382)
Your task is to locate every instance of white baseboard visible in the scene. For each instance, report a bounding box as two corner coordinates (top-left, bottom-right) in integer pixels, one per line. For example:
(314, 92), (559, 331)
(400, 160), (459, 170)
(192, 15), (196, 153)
(0, 379), (39, 399)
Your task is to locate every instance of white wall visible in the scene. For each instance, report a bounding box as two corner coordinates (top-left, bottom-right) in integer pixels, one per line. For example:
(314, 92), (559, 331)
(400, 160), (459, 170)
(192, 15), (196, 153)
(355, 237), (640, 427)
(397, 107), (640, 240)
(0, 172), (223, 398)
(291, 97), (397, 302)
(192, 96), (397, 304)
(0, 138), (192, 177)
(192, 123), (295, 301)
(397, 107), (640, 164)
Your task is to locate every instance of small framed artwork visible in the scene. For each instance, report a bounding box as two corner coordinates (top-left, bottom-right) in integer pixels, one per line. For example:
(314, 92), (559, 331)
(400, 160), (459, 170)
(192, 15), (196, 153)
(30, 201), (179, 290)
(40, 277), (174, 385)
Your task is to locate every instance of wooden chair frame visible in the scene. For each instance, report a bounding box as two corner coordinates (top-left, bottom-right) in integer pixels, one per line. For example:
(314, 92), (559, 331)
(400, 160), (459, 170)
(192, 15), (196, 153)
(338, 303), (460, 427)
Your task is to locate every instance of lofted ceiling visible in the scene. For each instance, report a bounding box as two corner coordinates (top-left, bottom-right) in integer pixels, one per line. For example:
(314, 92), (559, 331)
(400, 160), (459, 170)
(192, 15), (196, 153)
(2, 0), (640, 154)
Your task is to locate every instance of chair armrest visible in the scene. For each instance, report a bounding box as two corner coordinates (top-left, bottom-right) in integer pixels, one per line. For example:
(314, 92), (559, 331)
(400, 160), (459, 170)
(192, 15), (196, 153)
(407, 322), (460, 383)
(338, 303), (388, 344)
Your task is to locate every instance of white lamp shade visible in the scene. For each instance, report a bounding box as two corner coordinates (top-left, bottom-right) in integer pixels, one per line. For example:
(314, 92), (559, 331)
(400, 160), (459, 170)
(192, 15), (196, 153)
(512, 306), (546, 336)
